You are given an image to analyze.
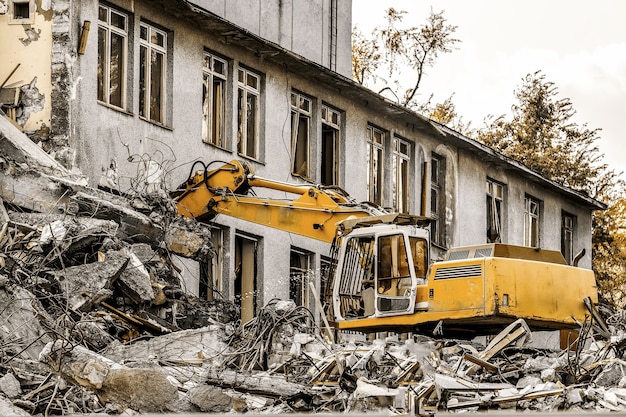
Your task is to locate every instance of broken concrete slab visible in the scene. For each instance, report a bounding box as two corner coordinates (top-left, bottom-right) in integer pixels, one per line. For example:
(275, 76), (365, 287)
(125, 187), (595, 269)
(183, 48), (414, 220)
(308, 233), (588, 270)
(103, 325), (230, 370)
(0, 112), (79, 178)
(0, 373), (21, 399)
(115, 250), (155, 304)
(39, 340), (178, 412)
(69, 191), (164, 243)
(164, 217), (214, 261)
(0, 395), (30, 417)
(188, 384), (233, 412)
(0, 284), (55, 360)
(52, 251), (129, 311)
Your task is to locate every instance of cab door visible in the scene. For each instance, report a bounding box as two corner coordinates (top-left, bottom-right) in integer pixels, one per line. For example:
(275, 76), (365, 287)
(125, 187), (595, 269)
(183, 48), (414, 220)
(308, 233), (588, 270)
(374, 232), (420, 316)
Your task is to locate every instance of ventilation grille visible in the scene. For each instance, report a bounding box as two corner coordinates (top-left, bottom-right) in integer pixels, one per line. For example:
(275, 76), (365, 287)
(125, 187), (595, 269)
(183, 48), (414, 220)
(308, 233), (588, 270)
(447, 250), (470, 261)
(434, 264), (483, 280)
(474, 248), (493, 258)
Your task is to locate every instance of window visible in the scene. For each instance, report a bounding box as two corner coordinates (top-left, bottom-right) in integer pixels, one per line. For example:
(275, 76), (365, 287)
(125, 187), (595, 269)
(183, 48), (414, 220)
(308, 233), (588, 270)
(486, 179), (504, 243)
(367, 125), (385, 206)
(430, 154), (446, 247)
(290, 91), (311, 177)
(290, 248), (312, 307)
(202, 52), (227, 147)
(393, 137), (410, 213)
(237, 68), (261, 159)
(9, 0), (34, 23)
(199, 227), (223, 300)
(235, 234), (258, 323)
(98, 4), (128, 110)
(139, 22), (167, 124)
(321, 105), (341, 185)
(524, 195), (541, 247)
(561, 212), (575, 265)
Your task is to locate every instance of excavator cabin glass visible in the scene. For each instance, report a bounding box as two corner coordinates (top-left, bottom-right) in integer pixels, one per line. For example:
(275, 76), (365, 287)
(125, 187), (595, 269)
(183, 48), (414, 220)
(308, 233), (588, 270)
(336, 231), (427, 319)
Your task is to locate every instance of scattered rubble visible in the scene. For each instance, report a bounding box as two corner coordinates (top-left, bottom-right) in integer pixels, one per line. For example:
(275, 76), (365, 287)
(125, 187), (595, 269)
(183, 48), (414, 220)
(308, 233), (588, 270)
(1, 112), (626, 415)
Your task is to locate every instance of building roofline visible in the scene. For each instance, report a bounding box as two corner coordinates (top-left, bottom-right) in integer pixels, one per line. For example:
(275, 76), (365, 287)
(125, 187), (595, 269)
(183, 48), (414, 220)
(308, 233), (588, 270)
(175, 0), (605, 211)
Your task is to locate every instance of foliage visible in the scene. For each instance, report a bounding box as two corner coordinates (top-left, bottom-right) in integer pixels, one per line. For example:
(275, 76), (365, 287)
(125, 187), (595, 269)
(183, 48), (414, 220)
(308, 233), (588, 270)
(419, 93), (471, 134)
(352, 8), (459, 109)
(593, 196), (626, 309)
(352, 27), (381, 86)
(475, 71), (626, 308)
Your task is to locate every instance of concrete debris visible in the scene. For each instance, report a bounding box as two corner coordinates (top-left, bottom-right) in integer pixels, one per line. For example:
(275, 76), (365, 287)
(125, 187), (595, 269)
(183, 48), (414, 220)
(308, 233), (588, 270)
(1, 133), (626, 415)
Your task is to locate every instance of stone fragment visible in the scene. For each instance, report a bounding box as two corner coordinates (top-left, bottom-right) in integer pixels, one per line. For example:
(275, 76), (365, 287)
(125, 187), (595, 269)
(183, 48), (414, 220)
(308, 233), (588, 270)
(53, 251), (128, 311)
(188, 384), (233, 412)
(0, 373), (21, 398)
(39, 340), (178, 412)
(0, 396), (30, 416)
(115, 250), (155, 303)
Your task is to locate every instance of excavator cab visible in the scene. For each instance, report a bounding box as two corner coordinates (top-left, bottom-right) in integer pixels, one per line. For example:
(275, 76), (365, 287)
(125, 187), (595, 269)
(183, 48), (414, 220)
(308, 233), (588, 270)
(332, 223), (430, 321)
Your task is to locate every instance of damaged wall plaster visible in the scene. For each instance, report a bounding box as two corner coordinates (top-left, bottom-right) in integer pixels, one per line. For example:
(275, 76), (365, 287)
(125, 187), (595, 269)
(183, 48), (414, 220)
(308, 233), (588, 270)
(19, 26), (41, 45)
(16, 77), (44, 126)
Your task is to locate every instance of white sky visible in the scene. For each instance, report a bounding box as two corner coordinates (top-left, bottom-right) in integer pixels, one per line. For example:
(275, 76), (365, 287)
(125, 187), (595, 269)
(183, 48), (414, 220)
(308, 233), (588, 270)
(352, 0), (626, 181)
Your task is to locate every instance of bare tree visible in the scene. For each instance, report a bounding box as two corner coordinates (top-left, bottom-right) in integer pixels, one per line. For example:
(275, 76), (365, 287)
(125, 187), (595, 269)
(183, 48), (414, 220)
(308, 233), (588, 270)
(352, 8), (459, 110)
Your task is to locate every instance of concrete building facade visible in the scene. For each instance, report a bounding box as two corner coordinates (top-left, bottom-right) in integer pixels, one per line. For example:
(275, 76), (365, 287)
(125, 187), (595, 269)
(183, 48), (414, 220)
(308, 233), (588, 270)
(0, 0), (603, 323)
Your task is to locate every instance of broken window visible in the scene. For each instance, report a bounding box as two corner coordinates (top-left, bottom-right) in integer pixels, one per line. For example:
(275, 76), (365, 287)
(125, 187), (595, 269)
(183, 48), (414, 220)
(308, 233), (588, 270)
(290, 248), (312, 308)
(9, 0), (33, 23)
(430, 153), (446, 247)
(202, 52), (227, 147)
(561, 212), (575, 265)
(237, 68), (261, 159)
(367, 125), (385, 206)
(98, 4), (128, 110)
(290, 91), (311, 178)
(139, 22), (167, 124)
(321, 105), (341, 185)
(486, 179), (504, 243)
(199, 227), (224, 301)
(392, 137), (410, 213)
(524, 195), (541, 247)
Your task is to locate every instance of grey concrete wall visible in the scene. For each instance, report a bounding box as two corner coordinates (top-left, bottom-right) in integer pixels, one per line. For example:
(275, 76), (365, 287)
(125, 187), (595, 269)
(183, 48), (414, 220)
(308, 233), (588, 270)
(187, 0), (352, 78)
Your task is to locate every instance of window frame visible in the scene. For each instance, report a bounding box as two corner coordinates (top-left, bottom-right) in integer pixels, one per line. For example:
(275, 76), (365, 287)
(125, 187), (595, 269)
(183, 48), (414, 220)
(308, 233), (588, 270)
(9, 0), (34, 24)
(524, 195), (541, 247)
(486, 178), (505, 243)
(97, 4), (129, 111)
(202, 51), (228, 147)
(561, 212), (576, 265)
(321, 104), (341, 186)
(392, 136), (411, 213)
(139, 21), (168, 125)
(289, 247), (313, 308)
(290, 91), (312, 178)
(237, 67), (261, 160)
(367, 125), (385, 206)
(430, 153), (446, 248)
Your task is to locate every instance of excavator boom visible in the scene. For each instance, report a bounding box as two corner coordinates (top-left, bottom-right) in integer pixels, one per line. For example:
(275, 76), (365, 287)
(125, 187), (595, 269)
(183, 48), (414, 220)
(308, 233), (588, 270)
(173, 160), (422, 243)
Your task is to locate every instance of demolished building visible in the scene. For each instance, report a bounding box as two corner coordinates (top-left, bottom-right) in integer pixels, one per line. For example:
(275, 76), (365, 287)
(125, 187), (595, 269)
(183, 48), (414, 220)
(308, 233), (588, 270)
(0, 1), (619, 415)
(0, 0), (605, 324)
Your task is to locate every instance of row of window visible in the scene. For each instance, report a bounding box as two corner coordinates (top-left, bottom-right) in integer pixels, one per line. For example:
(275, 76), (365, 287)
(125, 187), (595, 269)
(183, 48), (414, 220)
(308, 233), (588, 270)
(99, 4), (341, 180)
(98, 4), (576, 263)
(487, 179), (576, 263)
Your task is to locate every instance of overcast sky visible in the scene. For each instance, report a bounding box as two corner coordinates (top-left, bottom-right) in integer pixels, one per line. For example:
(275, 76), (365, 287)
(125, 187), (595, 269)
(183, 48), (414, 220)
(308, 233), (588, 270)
(352, 0), (626, 181)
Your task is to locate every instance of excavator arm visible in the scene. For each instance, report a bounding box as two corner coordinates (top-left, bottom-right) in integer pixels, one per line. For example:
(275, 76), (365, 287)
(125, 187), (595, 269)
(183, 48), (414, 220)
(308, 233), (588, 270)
(173, 160), (393, 243)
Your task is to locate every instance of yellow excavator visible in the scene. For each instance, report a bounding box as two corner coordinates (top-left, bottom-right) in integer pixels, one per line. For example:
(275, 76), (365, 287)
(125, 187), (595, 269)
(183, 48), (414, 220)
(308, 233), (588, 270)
(173, 159), (598, 335)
